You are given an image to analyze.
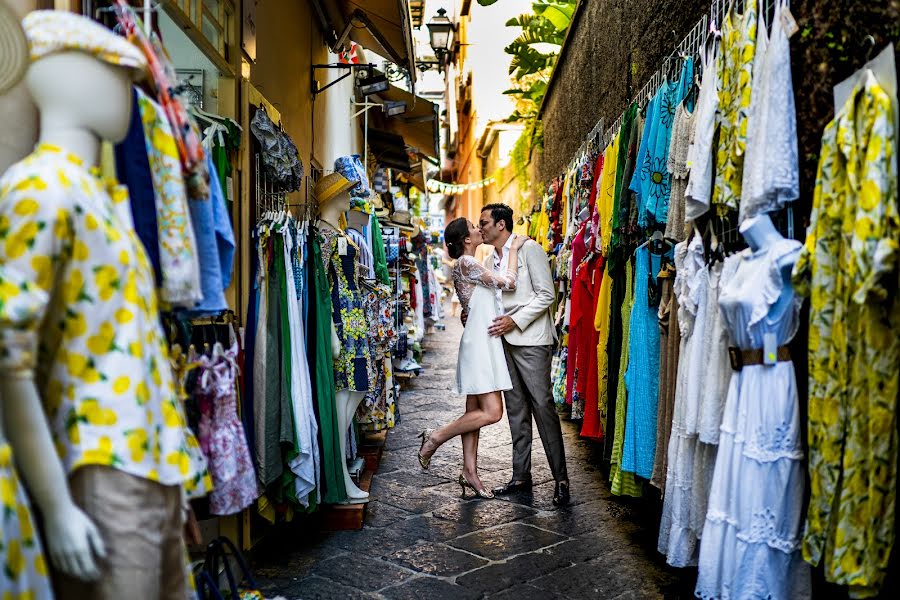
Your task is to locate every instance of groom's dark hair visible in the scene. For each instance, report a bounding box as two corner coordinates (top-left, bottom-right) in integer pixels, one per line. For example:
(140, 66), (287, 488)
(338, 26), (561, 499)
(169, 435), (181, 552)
(482, 203), (513, 232)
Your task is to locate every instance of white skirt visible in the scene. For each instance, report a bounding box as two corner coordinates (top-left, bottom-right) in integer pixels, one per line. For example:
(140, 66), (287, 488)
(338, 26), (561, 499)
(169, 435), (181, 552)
(454, 284), (513, 395)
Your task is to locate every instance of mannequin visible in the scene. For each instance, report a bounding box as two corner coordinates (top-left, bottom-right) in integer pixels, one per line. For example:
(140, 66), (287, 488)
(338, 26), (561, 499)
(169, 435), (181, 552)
(740, 213), (800, 315)
(0, 50), (133, 584)
(319, 187), (370, 504)
(0, 14), (210, 597)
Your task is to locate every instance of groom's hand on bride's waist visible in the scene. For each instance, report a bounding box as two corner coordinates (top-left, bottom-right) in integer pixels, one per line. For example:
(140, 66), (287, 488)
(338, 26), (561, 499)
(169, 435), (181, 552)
(488, 315), (516, 337)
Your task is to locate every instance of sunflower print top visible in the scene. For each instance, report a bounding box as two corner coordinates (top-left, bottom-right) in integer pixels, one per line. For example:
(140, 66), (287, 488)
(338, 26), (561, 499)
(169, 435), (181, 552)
(0, 144), (212, 495)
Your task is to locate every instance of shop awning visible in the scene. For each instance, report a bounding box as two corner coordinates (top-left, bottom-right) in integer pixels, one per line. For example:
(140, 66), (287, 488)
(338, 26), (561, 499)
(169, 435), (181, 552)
(370, 84), (439, 160)
(367, 128), (412, 172)
(314, 0), (417, 86)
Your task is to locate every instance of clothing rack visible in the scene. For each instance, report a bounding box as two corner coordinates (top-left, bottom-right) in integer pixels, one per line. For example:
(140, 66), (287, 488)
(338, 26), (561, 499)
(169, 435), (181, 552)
(577, 0), (789, 161)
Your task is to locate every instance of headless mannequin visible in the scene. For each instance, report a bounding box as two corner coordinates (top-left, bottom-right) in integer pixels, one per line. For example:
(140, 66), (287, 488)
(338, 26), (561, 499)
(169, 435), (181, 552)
(319, 190), (369, 503)
(740, 213), (800, 317)
(0, 51), (137, 582)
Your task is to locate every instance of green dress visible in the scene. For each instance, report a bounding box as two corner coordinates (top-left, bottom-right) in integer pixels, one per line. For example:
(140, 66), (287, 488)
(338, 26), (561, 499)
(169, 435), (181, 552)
(309, 232), (347, 503)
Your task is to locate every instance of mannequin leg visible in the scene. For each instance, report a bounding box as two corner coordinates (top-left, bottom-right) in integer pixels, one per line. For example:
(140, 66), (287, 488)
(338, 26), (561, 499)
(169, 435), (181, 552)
(335, 389), (369, 503)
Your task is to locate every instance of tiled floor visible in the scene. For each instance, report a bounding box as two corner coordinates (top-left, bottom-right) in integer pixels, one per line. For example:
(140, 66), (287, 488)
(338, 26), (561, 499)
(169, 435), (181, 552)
(253, 317), (691, 599)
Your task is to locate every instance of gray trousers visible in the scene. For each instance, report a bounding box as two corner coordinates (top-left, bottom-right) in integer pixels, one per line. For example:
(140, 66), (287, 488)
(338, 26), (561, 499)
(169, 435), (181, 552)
(502, 341), (568, 482)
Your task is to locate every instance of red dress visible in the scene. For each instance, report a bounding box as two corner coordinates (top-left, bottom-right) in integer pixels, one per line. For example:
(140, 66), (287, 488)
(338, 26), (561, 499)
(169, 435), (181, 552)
(564, 225), (589, 405)
(579, 256), (605, 440)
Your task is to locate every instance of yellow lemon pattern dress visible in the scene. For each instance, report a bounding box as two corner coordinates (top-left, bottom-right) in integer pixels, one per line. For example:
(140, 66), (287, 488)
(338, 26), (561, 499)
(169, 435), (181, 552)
(0, 144), (212, 497)
(0, 268), (53, 599)
(712, 1), (758, 215)
(793, 70), (899, 598)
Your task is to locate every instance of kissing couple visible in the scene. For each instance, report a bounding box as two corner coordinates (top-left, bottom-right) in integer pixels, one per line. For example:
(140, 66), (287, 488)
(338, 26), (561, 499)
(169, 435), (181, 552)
(418, 203), (569, 506)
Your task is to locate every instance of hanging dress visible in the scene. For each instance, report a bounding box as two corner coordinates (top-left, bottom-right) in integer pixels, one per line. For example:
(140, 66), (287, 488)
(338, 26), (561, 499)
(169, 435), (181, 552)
(197, 345), (260, 516)
(621, 245), (664, 479)
(711, 0), (758, 215)
(451, 255), (515, 395)
(695, 239), (810, 600)
(320, 227), (375, 393)
(665, 102), (697, 241)
(739, 0), (799, 223)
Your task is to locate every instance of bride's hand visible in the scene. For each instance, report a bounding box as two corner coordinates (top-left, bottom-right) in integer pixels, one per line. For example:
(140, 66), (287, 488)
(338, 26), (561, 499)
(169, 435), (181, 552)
(511, 235), (530, 251)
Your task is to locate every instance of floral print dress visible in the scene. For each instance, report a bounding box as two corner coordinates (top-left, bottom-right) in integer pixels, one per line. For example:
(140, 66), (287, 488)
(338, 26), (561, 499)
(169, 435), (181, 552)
(793, 70), (899, 597)
(712, 0), (758, 215)
(319, 226), (374, 392)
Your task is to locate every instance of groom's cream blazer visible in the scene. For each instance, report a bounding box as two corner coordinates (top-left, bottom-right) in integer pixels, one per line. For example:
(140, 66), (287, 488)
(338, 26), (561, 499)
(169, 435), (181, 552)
(483, 239), (557, 347)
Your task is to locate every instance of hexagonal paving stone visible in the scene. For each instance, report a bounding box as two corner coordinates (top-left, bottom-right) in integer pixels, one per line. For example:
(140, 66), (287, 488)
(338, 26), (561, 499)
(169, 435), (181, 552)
(270, 574), (378, 600)
(384, 541), (489, 576)
(448, 522), (568, 560)
(365, 500), (413, 528)
(455, 546), (574, 595)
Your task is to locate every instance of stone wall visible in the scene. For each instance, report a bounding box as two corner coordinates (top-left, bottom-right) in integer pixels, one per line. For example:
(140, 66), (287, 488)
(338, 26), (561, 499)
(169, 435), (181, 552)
(538, 0), (900, 220)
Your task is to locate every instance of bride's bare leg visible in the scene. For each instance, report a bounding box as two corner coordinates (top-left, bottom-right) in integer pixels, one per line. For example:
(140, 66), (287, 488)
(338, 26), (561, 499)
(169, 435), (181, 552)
(461, 396), (479, 477)
(423, 392), (503, 460)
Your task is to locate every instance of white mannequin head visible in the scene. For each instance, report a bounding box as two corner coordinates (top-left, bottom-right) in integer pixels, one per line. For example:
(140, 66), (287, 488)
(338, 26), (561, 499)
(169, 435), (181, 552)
(739, 213), (782, 253)
(25, 51), (132, 165)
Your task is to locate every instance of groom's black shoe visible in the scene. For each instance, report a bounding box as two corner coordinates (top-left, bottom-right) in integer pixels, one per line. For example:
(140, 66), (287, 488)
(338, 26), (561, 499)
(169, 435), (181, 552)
(552, 480), (570, 507)
(492, 479), (533, 496)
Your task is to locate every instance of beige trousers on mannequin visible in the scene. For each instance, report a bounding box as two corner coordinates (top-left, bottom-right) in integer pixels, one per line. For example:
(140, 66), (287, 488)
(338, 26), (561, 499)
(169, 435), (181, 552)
(52, 467), (190, 600)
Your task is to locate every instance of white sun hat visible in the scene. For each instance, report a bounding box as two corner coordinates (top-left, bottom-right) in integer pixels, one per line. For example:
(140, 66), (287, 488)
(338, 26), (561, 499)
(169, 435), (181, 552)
(0, 1), (28, 94)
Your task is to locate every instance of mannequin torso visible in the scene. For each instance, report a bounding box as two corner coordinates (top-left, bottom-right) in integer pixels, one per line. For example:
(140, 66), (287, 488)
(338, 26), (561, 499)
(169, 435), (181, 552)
(739, 213), (800, 319)
(0, 50), (209, 591)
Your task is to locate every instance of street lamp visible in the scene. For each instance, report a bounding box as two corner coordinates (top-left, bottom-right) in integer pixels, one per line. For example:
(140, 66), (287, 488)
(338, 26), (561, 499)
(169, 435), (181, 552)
(425, 8), (455, 72)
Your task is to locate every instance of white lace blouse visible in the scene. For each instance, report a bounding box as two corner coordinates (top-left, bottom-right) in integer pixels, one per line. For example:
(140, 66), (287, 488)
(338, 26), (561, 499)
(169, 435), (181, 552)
(452, 255), (517, 323)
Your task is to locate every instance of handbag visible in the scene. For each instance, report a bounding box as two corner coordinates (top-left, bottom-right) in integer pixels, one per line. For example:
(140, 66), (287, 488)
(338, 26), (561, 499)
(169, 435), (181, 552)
(202, 536), (264, 600)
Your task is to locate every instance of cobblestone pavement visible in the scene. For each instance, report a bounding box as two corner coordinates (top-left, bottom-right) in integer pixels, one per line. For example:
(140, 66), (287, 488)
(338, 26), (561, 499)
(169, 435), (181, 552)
(254, 317), (692, 599)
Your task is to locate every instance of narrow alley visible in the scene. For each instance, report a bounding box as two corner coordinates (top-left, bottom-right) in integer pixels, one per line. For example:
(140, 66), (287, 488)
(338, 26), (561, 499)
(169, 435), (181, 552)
(253, 316), (688, 600)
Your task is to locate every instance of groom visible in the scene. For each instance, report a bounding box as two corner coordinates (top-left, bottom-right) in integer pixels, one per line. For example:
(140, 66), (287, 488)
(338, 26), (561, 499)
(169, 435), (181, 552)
(479, 203), (570, 506)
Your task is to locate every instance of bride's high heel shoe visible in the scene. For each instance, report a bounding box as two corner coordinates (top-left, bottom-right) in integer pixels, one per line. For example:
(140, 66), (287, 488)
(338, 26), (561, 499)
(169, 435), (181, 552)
(417, 429), (435, 469)
(458, 474), (494, 499)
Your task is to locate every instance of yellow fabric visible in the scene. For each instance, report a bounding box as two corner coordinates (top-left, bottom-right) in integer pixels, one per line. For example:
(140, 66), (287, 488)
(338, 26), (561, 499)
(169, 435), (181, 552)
(0, 444), (53, 598)
(793, 71), (899, 598)
(22, 10), (147, 75)
(599, 134), (621, 257)
(0, 145), (211, 495)
(594, 261), (613, 428)
(539, 195), (551, 252)
(610, 260), (642, 497)
(712, 2), (758, 215)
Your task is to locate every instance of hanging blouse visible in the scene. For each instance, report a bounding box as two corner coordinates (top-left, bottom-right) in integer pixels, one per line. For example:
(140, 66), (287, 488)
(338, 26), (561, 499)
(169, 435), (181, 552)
(739, 0), (800, 223)
(631, 57), (694, 228)
(665, 102), (697, 241)
(793, 69), (899, 597)
(136, 89), (203, 307)
(712, 0), (759, 215)
(685, 39), (720, 221)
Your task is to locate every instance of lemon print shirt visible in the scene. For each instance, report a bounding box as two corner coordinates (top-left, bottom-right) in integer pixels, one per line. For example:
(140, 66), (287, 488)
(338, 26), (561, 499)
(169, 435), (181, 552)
(0, 144), (211, 495)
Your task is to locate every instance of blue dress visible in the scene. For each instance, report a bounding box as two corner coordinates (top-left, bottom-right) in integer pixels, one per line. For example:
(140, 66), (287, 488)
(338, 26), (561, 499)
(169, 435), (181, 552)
(621, 245), (663, 478)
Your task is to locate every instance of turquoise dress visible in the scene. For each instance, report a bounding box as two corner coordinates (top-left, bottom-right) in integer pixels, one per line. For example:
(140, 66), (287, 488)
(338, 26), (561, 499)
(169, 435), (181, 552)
(621, 245), (663, 478)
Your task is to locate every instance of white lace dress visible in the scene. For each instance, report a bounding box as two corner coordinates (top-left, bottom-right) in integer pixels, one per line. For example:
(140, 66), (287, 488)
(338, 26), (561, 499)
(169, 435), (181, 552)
(739, 0), (799, 223)
(452, 255), (515, 395)
(695, 239), (810, 600)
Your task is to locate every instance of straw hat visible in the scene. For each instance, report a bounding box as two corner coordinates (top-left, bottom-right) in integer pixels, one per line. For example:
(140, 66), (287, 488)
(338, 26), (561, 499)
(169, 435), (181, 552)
(315, 172), (355, 205)
(0, 1), (28, 94)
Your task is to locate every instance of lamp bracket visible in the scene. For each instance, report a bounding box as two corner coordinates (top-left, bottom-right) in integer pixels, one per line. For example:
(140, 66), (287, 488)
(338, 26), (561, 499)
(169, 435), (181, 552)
(312, 63), (376, 96)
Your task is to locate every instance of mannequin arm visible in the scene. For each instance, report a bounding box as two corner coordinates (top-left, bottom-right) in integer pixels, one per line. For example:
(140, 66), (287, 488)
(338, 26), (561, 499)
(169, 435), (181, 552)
(0, 377), (106, 581)
(331, 322), (341, 360)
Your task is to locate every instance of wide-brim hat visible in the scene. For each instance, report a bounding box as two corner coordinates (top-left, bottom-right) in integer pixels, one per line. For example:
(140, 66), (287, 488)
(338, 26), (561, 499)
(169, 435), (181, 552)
(0, 1), (28, 94)
(315, 171), (355, 205)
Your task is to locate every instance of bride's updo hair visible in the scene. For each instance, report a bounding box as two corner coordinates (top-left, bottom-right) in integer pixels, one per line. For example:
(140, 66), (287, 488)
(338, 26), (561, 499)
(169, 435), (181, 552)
(444, 217), (469, 260)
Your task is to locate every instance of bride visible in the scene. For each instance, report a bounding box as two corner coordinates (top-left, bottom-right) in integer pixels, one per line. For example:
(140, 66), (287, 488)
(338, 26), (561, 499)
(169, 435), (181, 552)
(417, 217), (528, 498)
